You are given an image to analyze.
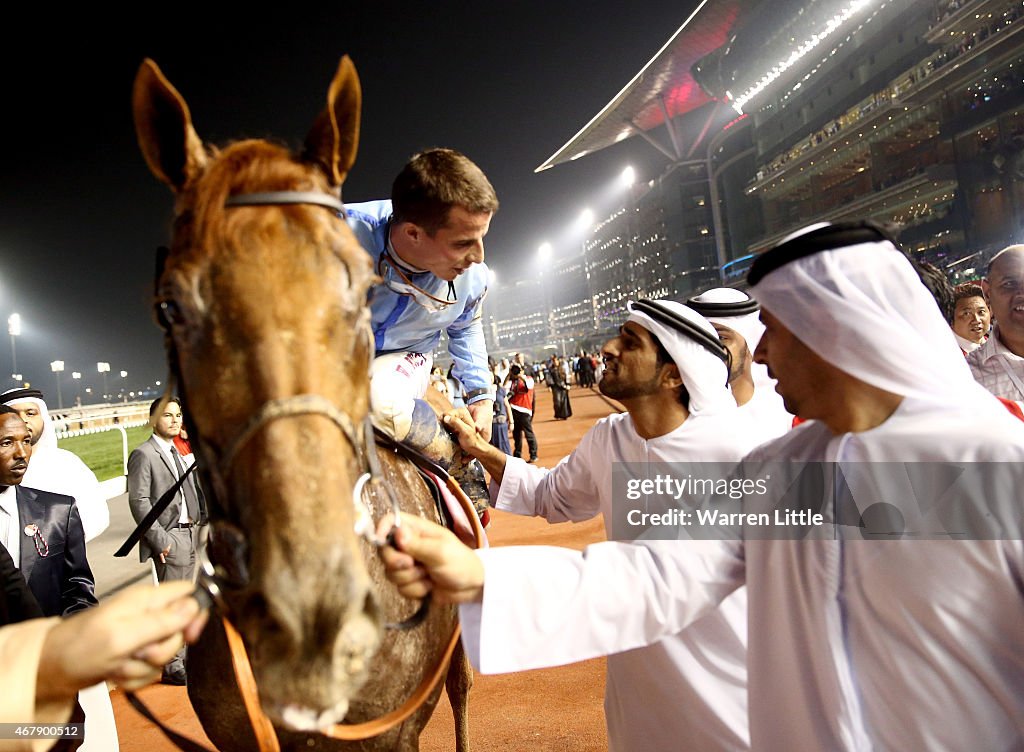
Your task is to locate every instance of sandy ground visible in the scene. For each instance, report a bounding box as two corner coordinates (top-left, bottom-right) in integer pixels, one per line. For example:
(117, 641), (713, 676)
(110, 385), (623, 751)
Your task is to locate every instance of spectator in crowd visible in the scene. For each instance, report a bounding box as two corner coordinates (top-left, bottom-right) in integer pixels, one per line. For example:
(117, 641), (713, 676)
(0, 389), (109, 543)
(494, 358), (511, 386)
(951, 282), (991, 354)
(446, 362), (466, 409)
(429, 366), (448, 397)
(549, 355), (573, 421)
(489, 373), (513, 456)
(505, 365), (538, 463)
(576, 351), (596, 388)
(968, 245), (1024, 401)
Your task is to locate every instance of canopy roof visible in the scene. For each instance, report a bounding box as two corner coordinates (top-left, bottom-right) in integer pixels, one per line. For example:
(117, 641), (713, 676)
(535, 0), (743, 172)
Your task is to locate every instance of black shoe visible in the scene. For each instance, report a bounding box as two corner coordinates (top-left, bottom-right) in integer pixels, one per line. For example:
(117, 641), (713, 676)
(161, 666), (187, 686)
(528, 456), (538, 463)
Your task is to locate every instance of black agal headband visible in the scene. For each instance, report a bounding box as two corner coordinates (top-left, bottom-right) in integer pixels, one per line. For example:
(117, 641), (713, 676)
(631, 299), (730, 365)
(747, 220), (899, 286)
(685, 295), (760, 318)
(1, 388), (45, 404)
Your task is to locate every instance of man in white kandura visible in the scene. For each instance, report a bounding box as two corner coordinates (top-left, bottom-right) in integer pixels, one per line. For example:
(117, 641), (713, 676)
(413, 299), (758, 751)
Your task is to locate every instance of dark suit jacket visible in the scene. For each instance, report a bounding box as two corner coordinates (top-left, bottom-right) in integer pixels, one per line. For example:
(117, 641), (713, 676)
(0, 541), (43, 625)
(127, 435), (203, 563)
(16, 486), (97, 617)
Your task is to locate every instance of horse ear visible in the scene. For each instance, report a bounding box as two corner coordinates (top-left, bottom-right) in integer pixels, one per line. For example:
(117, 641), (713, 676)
(303, 55), (361, 187)
(132, 58), (207, 191)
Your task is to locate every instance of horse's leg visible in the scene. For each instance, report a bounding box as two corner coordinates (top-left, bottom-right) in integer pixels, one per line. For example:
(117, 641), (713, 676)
(446, 638), (473, 752)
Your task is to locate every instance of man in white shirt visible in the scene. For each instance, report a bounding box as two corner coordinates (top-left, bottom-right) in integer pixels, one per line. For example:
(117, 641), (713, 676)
(382, 221), (1024, 751)
(968, 244), (1024, 399)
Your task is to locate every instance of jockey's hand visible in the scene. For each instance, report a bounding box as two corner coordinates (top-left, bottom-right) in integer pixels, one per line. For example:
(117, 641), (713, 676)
(378, 513), (484, 604)
(466, 399), (493, 442)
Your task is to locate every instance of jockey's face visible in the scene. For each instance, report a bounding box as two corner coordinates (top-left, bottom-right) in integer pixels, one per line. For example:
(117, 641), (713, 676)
(395, 206), (492, 282)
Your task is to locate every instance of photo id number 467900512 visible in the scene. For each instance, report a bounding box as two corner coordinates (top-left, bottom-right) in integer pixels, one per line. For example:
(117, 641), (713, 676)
(0, 724), (83, 739)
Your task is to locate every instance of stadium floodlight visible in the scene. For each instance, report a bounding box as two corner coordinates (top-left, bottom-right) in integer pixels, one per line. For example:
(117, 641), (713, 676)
(50, 360), (65, 409)
(575, 208), (595, 234)
(538, 242), (553, 262)
(620, 166), (636, 188)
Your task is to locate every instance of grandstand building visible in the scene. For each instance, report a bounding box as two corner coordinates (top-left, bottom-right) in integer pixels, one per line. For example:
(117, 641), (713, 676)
(484, 0), (1024, 352)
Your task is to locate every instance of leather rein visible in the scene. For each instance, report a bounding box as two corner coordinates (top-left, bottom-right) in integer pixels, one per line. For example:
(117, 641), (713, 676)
(130, 189), (484, 751)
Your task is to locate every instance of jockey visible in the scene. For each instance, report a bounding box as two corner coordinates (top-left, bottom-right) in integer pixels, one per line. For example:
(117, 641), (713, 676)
(345, 148), (499, 514)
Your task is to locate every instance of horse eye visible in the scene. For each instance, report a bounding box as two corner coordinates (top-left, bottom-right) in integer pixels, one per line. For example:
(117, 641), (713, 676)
(157, 299), (185, 328)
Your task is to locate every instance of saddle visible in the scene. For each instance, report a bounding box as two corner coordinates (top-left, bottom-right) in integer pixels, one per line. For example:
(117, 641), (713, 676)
(372, 427), (490, 539)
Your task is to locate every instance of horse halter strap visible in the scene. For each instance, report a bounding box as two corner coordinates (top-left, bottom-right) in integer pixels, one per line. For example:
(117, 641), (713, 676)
(219, 394), (364, 472)
(224, 190), (346, 212)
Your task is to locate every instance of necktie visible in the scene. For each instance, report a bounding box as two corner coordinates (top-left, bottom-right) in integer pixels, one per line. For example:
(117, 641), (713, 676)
(171, 447), (200, 521)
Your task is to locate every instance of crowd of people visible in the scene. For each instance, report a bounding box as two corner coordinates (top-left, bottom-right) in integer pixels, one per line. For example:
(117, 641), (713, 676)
(4, 134), (1024, 752)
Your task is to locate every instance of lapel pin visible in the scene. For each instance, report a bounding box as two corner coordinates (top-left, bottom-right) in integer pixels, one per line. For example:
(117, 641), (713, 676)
(24, 524), (48, 557)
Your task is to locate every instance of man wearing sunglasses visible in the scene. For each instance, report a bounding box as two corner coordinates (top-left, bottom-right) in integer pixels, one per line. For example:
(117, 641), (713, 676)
(346, 148), (499, 505)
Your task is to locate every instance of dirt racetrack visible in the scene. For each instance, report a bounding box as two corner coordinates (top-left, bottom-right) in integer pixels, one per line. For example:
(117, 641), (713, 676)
(111, 385), (624, 751)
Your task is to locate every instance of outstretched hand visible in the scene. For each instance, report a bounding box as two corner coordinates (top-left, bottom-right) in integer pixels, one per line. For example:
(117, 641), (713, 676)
(37, 581), (208, 702)
(377, 512), (485, 604)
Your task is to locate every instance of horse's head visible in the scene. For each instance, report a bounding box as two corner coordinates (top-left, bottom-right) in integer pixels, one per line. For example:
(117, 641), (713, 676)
(133, 57), (382, 729)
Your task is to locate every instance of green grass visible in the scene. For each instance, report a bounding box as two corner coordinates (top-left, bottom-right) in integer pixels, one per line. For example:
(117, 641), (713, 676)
(57, 427), (153, 481)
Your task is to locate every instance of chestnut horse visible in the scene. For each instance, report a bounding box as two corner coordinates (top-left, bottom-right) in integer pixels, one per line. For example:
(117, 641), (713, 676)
(132, 57), (472, 751)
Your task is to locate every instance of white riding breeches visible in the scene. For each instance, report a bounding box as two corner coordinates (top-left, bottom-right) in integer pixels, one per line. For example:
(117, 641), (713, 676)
(369, 352), (433, 440)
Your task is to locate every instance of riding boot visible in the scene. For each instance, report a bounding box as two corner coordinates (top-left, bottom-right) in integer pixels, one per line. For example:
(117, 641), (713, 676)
(398, 399), (492, 523)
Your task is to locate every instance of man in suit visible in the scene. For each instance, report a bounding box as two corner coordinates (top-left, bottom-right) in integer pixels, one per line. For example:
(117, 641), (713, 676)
(128, 396), (204, 685)
(128, 397), (204, 582)
(0, 406), (96, 617)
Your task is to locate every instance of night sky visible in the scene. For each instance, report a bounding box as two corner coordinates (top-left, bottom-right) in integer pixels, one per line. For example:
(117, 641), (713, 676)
(0, 3), (700, 401)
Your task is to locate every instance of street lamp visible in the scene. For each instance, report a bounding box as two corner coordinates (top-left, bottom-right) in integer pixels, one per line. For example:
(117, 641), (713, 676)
(50, 361), (65, 409)
(120, 370), (128, 403)
(8, 313), (20, 384)
(97, 362), (110, 400)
